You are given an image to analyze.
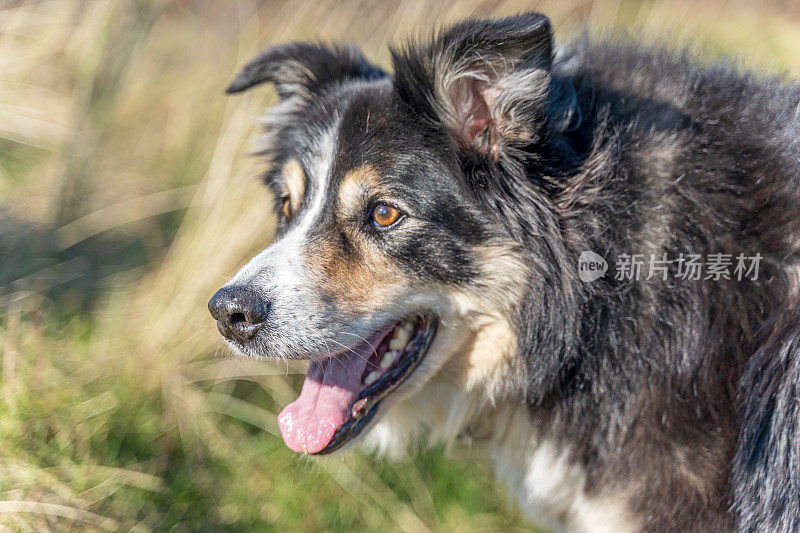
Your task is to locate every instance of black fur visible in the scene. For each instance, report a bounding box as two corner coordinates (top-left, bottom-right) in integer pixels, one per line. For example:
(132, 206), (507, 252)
(226, 13), (800, 531)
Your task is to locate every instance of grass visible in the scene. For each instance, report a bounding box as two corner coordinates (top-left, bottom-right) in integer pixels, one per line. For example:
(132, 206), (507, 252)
(1, 0), (798, 530)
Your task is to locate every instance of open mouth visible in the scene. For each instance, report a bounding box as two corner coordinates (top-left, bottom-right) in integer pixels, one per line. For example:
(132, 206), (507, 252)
(277, 314), (437, 455)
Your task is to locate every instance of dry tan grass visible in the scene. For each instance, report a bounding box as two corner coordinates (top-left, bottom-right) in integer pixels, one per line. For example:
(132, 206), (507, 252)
(1, 0), (798, 529)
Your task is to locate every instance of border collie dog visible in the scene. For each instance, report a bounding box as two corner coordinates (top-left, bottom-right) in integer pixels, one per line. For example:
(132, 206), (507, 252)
(209, 12), (800, 531)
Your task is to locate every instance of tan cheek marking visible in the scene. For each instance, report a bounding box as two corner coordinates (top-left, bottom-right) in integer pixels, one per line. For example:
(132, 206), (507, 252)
(439, 316), (518, 394)
(282, 159), (305, 211)
(305, 234), (410, 315)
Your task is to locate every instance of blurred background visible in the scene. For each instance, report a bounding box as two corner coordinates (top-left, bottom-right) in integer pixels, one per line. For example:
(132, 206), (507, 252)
(1, 0), (798, 530)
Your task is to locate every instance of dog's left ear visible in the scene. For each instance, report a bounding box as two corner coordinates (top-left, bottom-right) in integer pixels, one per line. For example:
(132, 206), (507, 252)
(392, 13), (552, 162)
(226, 42), (385, 100)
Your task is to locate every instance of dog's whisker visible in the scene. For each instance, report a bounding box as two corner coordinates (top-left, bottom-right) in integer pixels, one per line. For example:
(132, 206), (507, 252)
(339, 328), (380, 360)
(326, 338), (374, 368)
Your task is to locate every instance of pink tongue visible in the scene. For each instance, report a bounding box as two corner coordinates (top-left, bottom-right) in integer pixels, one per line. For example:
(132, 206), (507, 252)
(277, 350), (370, 454)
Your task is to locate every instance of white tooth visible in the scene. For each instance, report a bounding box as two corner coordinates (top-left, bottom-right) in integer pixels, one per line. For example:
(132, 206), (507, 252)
(364, 371), (380, 385)
(390, 328), (409, 350)
(402, 322), (414, 333)
(380, 351), (397, 368)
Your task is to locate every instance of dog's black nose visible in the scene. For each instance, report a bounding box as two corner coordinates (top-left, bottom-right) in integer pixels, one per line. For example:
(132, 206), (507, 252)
(208, 286), (270, 343)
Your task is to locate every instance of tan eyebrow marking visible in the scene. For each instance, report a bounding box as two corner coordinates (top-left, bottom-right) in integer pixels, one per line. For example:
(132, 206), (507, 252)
(282, 159), (305, 211)
(338, 165), (381, 215)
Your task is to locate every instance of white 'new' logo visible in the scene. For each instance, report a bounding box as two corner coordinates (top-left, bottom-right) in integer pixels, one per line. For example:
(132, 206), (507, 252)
(578, 251), (608, 282)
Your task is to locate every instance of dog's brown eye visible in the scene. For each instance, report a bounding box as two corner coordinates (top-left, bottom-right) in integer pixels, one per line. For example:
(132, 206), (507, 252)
(282, 197), (292, 219)
(372, 203), (401, 227)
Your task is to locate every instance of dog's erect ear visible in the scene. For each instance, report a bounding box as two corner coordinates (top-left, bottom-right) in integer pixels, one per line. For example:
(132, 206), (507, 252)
(226, 43), (385, 100)
(392, 13), (553, 161)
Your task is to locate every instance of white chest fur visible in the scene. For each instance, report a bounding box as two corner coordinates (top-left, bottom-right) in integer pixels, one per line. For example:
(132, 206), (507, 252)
(367, 393), (636, 532)
(487, 407), (636, 533)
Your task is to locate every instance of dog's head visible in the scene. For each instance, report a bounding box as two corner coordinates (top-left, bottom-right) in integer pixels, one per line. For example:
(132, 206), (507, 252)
(210, 13), (573, 455)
